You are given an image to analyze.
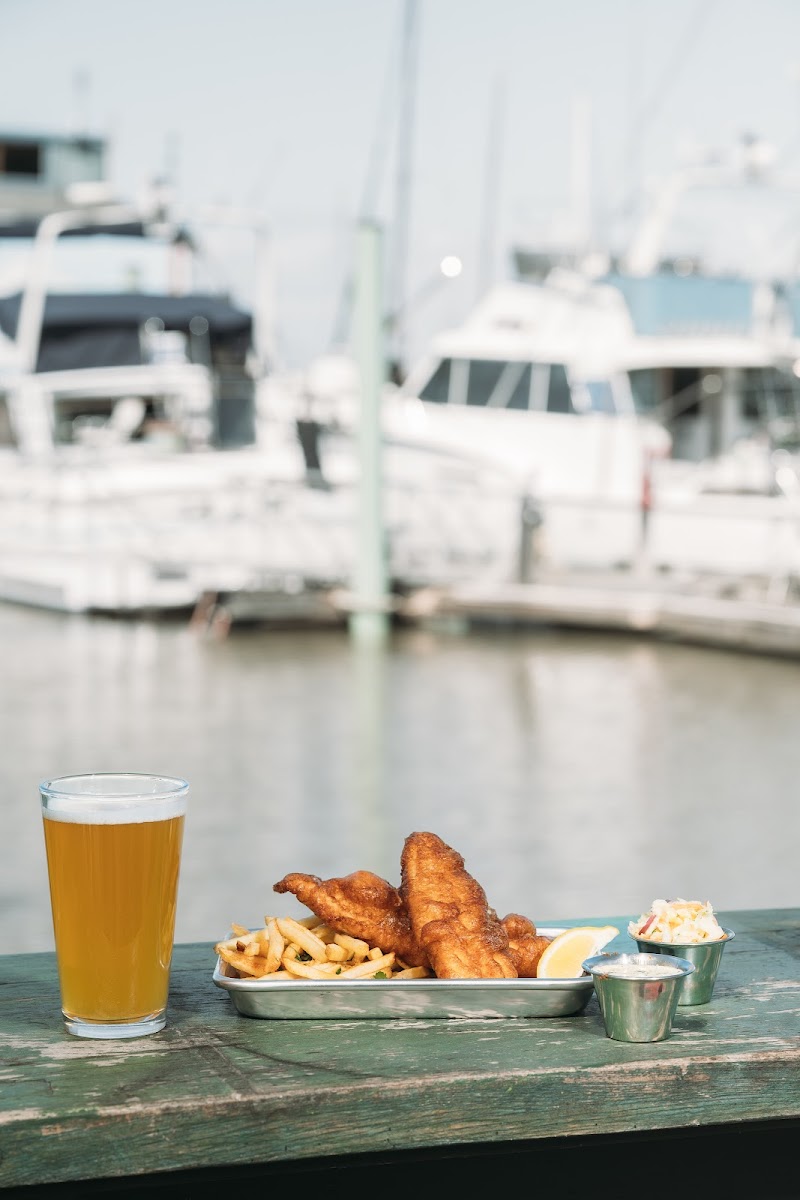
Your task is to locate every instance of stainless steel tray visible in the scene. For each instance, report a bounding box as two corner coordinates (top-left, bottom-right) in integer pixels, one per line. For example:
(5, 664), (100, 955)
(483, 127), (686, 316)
(212, 927), (595, 1019)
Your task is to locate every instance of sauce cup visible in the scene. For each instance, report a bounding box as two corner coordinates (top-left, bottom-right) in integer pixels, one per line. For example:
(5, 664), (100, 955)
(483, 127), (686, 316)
(631, 928), (734, 1005)
(582, 952), (695, 1042)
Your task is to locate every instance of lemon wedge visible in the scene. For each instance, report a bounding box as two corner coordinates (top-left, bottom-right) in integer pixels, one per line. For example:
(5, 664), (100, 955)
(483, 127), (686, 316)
(536, 925), (619, 979)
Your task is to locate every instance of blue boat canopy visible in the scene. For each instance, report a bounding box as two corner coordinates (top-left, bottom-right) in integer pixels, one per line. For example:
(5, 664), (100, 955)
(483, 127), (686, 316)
(0, 291), (253, 373)
(604, 273), (757, 337)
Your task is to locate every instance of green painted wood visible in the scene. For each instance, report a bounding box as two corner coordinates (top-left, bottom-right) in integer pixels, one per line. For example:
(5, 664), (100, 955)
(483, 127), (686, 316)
(1, 908), (799, 1191)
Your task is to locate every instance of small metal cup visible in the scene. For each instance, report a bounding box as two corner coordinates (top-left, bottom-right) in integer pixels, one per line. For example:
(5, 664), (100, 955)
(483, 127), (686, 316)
(632, 928), (734, 1005)
(582, 952), (695, 1042)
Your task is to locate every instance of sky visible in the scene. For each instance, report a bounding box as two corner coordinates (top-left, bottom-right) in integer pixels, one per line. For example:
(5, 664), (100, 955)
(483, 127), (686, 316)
(2, 0), (800, 370)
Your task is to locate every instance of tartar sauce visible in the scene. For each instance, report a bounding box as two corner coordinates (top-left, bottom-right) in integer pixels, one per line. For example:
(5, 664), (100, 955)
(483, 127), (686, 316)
(599, 961), (683, 980)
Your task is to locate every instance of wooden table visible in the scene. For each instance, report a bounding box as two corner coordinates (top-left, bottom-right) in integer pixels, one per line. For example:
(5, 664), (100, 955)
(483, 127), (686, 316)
(2, 909), (799, 1197)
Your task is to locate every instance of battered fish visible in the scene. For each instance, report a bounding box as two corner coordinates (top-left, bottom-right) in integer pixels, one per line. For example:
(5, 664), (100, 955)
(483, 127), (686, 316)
(501, 912), (552, 978)
(400, 831), (517, 979)
(273, 869), (429, 968)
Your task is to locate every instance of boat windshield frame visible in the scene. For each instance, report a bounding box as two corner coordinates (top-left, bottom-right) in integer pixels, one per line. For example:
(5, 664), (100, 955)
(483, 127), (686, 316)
(415, 355), (613, 416)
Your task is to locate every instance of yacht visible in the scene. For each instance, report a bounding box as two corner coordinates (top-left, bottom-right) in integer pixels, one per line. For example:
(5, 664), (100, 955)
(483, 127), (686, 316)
(514, 136), (800, 465)
(0, 132), (525, 617)
(282, 271), (670, 574)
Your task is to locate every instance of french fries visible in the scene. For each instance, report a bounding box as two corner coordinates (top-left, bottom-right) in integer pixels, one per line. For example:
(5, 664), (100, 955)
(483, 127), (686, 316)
(215, 912), (430, 981)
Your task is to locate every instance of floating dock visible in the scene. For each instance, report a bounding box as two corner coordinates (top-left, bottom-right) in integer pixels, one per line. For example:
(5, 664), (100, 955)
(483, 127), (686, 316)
(393, 567), (800, 658)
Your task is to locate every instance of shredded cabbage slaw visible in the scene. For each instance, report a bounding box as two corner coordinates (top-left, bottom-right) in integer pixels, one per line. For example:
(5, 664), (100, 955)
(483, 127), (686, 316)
(628, 898), (726, 944)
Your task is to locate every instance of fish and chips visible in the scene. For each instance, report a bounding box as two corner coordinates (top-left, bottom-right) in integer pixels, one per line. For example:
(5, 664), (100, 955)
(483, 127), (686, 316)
(215, 831), (553, 982)
(215, 913), (429, 981)
(500, 912), (553, 978)
(400, 831), (517, 979)
(273, 868), (429, 967)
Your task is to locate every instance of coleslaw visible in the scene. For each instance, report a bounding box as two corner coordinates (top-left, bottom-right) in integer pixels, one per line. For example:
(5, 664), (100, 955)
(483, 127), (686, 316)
(628, 898), (726, 944)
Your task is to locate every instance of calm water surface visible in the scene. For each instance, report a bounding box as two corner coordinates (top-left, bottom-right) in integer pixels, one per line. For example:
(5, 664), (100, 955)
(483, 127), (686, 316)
(2, 602), (799, 955)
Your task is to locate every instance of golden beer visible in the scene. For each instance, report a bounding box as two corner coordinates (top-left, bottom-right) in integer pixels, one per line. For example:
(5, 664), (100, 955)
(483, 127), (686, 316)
(40, 773), (188, 1038)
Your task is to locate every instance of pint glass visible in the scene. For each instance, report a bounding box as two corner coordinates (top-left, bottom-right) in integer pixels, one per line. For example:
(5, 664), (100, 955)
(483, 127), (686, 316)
(40, 772), (188, 1039)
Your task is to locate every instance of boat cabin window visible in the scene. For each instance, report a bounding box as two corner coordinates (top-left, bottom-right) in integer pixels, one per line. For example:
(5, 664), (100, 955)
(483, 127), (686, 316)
(578, 379), (616, 414)
(0, 140), (41, 178)
(466, 359), (531, 409)
(419, 359), (451, 403)
(629, 367), (701, 420)
(53, 395), (160, 445)
(419, 357), (576, 413)
(466, 359), (504, 405)
(742, 367), (800, 423)
(546, 363), (571, 413)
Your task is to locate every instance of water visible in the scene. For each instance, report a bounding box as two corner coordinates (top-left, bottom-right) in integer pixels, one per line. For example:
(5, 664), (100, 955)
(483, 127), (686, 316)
(3, 602), (798, 957)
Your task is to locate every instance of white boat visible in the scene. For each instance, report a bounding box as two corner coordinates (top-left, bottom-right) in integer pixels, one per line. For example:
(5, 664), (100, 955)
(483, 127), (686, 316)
(0, 190), (262, 455)
(266, 266), (671, 576)
(0, 150), (526, 617)
(514, 136), (800, 465)
(384, 274), (674, 572)
(268, 262), (800, 589)
(0, 176), (277, 613)
(596, 139), (800, 583)
(356, 137), (800, 586)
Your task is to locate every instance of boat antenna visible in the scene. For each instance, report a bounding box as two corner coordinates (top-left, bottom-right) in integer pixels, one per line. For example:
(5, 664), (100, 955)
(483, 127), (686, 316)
(476, 71), (506, 300)
(71, 67), (92, 135)
(610, 0), (720, 241)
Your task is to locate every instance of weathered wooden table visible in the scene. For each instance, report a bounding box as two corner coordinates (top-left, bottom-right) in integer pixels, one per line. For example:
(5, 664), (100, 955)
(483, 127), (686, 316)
(2, 909), (799, 1198)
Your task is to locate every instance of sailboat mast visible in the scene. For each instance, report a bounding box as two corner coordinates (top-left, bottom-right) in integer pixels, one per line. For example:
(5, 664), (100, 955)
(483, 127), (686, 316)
(387, 0), (419, 381)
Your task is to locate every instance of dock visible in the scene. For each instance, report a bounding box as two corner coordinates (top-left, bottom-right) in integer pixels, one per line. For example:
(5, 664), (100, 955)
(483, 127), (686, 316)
(194, 564), (800, 658)
(393, 566), (800, 657)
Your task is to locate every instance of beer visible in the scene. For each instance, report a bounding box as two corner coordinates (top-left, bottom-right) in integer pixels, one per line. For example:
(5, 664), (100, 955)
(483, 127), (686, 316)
(40, 773), (188, 1038)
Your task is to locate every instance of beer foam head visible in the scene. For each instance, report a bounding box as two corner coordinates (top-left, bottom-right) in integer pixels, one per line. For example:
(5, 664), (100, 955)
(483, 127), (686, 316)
(40, 773), (189, 824)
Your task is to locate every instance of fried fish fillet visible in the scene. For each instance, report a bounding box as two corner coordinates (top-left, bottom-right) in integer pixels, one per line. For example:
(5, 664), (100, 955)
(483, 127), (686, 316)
(272, 869), (429, 967)
(501, 912), (552, 978)
(400, 831), (517, 979)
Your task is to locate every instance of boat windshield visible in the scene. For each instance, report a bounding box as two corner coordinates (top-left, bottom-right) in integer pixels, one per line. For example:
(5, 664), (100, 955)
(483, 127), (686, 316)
(418, 357), (575, 413)
(0, 232), (175, 295)
(577, 379), (617, 414)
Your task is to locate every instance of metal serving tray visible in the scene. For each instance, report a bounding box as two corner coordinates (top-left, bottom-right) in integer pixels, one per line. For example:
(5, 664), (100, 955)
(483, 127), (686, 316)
(212, 927), (595, 1020)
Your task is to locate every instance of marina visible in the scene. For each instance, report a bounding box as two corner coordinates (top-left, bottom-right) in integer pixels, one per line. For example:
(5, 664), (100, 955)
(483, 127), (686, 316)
(0, 158), (523, 615)
(3, 6), (800, 1194)
(4, 129), (800, 632)
(258, 138), (800, 615)
(2, 115), (800, 964)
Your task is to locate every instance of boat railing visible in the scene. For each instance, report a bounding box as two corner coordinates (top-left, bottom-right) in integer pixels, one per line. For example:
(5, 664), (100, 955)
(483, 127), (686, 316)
(0, 447), (533, 612)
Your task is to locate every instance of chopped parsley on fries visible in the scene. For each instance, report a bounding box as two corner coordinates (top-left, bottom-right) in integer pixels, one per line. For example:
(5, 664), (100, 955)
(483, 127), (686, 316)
(215, 913), (430, 981)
